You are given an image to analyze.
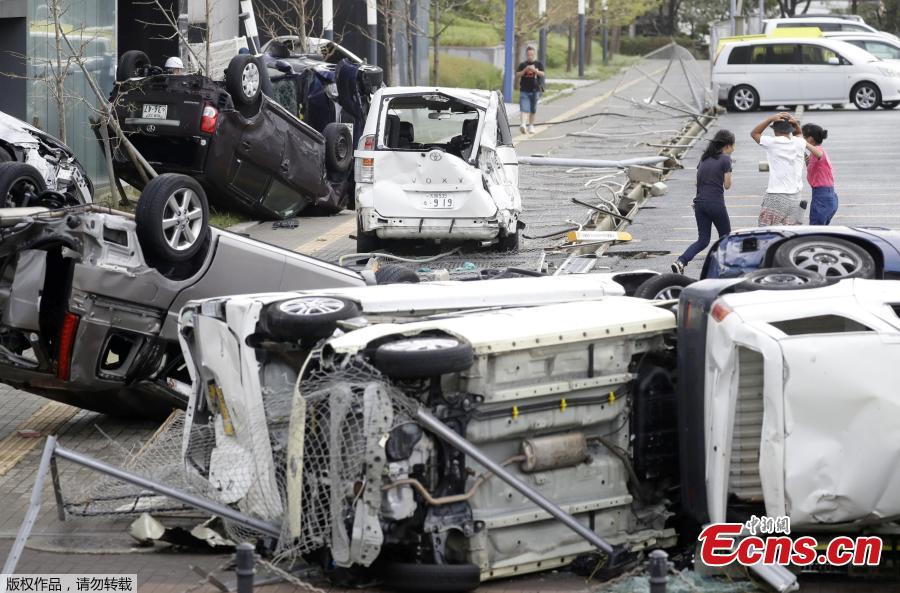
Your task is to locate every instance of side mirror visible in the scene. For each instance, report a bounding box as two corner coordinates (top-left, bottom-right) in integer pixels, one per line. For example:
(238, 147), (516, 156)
(827, 56), (841, 65)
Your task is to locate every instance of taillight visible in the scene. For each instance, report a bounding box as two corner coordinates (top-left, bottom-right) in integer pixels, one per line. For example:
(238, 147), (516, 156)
(355, 134), (375, 183)
(199, 103), (218, 134)
(57, 312), (80, 381)
(711, 301), (733, 323)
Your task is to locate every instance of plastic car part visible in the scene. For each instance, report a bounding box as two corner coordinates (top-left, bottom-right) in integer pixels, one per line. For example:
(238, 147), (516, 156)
(373, 336), (474, 379)
(324, 123), (353, 173)
(380, 562), (481, 593)
(0, 163), (47, 207)
(374, 264), (419, 284)
(772, 235), (876, 279)
(634, 273), (695, 300)
(116, 50), (151, 81)
(261, 295), (360, 341)
(226, 54), (262, 106)
(737, 267), (830, 291)
(135, 174), (210, 263)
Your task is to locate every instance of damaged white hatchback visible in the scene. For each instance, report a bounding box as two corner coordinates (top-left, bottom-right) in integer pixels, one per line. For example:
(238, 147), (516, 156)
(354, 87), (522, 253)
(178, 278), (680, 590)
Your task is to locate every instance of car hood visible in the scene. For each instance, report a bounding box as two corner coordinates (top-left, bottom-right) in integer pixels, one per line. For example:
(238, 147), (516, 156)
(0, 110), (44, 146)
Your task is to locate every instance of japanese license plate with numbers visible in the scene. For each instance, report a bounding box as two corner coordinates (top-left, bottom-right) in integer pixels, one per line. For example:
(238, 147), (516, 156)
(142, 104), (168, 119)
(423, 193), (453, 209)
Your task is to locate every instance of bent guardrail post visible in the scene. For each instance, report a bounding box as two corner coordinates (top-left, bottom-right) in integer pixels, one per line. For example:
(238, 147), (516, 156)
(52, 445), (281, 538)
(2, 436), (57, 575)
(518, 156), (668, 168)
(415, 408), (616, 556)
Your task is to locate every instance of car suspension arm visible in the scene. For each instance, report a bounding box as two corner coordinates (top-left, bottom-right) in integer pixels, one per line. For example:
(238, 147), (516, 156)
(415, 408), (616, 555)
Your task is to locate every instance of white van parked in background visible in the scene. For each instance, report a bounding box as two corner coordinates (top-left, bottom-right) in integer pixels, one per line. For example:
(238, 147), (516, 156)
(713, 37), (900, 111)
(824, 31), (900, 61)
(763, 16), (899, 41)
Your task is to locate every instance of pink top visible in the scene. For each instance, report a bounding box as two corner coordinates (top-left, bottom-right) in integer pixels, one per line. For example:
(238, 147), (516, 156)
(807, 147), (834, 188)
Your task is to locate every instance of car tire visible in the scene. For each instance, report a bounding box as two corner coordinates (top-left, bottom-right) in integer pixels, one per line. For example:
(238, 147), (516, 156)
(135, 173), (210, 263)
(737, 267), (831, 291)
(634, 273), (696, 300)
(356, 218), (383, 254)
(0, 146), (13, 162)
(0, 162), (47, 207)
(324, 123), (353, 174)
(881, 101), (899, 110)
(260, 295), (360, 341)
(728, 85), (759, 112)
(375, 264), (420, 284)
(851, 82), (881, 111)
(772, 236), (875, 279)
(381, 562), (481, 593)
(373, 336), (475, 380)
(225, 54), (262, 106)
(116, 50), (150, 82)
(494, 229), (520, 252)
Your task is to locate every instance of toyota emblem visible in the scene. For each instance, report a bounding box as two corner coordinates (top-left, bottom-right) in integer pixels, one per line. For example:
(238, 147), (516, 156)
(146, 124), (156, 133)
(429, 151), (442, 161)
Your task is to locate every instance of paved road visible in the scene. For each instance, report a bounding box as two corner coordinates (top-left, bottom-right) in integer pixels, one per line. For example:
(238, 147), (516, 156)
(1, 62), (898, 592)
(609, 105), (900, 275)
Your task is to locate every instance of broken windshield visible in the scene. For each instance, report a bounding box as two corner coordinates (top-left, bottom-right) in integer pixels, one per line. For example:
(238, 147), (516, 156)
(380, 95), (482, 158)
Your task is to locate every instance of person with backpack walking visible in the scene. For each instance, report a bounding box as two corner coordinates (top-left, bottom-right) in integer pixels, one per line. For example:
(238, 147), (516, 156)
(671, 129), (736, 274)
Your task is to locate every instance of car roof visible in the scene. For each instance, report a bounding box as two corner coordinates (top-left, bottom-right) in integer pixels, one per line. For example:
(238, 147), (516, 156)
(766, 16), (869, 24)
(823, 32), (900, 44)
(376, 86), (494, 108)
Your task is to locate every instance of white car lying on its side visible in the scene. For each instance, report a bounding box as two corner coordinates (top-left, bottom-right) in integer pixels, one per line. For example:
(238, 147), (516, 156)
(353, 87), (522, 252)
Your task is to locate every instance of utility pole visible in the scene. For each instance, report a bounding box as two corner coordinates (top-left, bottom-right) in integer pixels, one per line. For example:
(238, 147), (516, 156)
(366, 0), (377, 65)
(323, 0), (334, 40)
(577, 0), (585, 77)
(758, 0), (765, 33)
(538, 0), (548, 68)
(601, 0), (608, 66)
(729, 0), (737, 36)
(503, 0), (515, 99)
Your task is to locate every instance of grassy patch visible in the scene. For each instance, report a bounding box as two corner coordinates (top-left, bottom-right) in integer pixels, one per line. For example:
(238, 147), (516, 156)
(210, 209), (251, 229)
(434, 54), (503, 90)
(435, 16), (501, 47)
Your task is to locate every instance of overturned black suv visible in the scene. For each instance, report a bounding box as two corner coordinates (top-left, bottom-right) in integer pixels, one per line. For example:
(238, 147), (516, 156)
(103, 40), (381, 219)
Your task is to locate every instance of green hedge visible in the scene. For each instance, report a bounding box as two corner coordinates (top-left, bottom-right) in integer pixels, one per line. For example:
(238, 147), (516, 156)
(435, 54), (502, 89)
(619, 35), (706, 59)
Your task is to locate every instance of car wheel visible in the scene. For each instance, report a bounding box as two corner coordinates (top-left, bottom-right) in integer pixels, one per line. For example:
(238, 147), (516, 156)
(381, 562), (481, 593)
(881, 101), (899, 110)
(116, 50), (150, 81)
(135, 173), (210, 263)
(225, 54), (262, 106)
(634, 273), (696, 300)
(324, 123), (353, 174)
(851, 82), (881, 111)
(728, 85), (759, 112)
(738, 267), (831, 291)
(356, 218), (383, 254)
(0, 162), (47, 207)
(494, 229), (520, 252)
(772, 236), (875, 279)
(375, 264), (420, 284)
(373, 336), (474, 380)
(260, 296), (360, 341)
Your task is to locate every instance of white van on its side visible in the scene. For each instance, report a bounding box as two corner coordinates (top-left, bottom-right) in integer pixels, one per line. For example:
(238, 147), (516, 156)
(713, 37), (900, 112)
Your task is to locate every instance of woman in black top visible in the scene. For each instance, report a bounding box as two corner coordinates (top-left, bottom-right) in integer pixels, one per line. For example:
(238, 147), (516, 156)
(672, 129), (736, 274)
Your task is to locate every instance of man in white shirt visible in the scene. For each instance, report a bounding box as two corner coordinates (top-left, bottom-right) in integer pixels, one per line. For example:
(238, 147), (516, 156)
(750, 112), (808, 226)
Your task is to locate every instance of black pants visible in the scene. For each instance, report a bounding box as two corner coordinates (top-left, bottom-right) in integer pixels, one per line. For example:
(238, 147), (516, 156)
(678, 200), (731, 265)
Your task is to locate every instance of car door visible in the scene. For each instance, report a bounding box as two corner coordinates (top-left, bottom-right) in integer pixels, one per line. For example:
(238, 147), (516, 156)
(797, 43), (849, 102)
(494, 98), (518, 188)
(749, 43), (802, 104)
(478, 92), (520, 212)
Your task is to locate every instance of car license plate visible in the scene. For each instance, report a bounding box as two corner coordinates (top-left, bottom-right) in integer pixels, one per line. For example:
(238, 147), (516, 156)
(423, 193), (453, 209)
(142, 104), (168, 119)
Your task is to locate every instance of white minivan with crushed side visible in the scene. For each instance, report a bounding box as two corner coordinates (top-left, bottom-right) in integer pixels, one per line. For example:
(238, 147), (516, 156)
(714, 37), (900, 111)
(354, 87), (523, 252)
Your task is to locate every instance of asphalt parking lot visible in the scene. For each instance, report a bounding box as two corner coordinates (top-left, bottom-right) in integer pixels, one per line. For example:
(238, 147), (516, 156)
(1, 56), (899, 592)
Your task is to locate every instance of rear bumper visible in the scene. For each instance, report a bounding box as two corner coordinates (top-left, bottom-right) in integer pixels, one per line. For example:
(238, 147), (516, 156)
(359, 207), (518, 241)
